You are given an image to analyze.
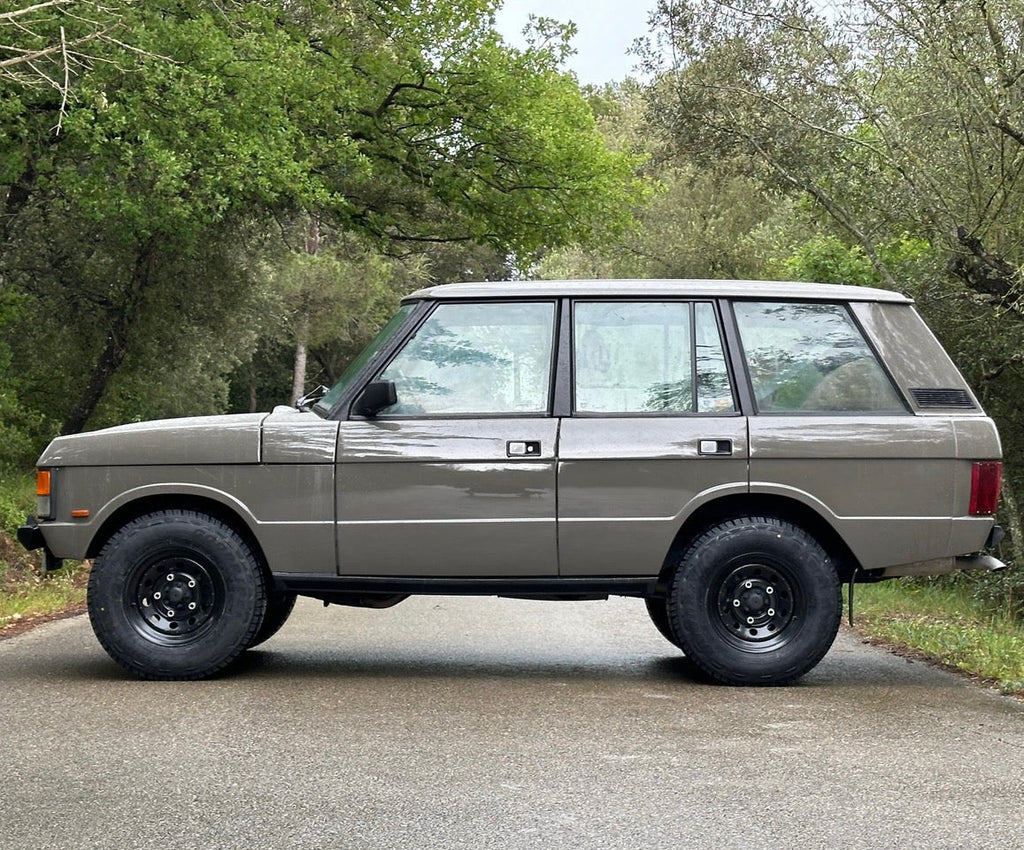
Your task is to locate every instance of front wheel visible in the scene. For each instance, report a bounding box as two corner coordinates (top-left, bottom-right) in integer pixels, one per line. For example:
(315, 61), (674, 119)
(644, 597), (683, 649)
(88, 511), (266, 680)
(667, 516), (841, 686)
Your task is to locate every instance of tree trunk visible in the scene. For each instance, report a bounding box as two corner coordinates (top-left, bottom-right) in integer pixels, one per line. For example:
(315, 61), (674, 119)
(290, 317), (309, 406)
(60, 241), (155, 435)
(289, 213), (320, 405)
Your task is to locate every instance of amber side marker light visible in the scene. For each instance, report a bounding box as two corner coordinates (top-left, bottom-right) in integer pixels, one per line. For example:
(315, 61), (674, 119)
(71, 510), (90, 519)
(969, 462), (1002, 516)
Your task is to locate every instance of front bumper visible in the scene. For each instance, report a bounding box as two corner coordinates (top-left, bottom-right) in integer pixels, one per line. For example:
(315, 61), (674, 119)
(16, 516), (65, 575)
(16, 516), (43, 550)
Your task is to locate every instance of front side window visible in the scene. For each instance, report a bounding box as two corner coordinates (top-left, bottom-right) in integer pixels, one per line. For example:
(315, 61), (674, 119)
(377, 301), (556, 416)
(573, 301), (735, 414)
(733, 301), (905, 413)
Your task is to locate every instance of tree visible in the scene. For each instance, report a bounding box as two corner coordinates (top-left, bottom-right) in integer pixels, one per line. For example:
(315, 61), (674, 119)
(1, 0), (643, 435)
(536, 82), (796, 281)
(640, 0), (1024, 303)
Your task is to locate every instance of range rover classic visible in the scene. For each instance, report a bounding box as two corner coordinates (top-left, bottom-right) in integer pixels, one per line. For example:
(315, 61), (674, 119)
(18, 280), (1005, 685)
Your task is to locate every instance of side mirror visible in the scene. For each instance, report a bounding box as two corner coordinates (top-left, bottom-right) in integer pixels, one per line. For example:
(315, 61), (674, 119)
(353, 380), (397, 417)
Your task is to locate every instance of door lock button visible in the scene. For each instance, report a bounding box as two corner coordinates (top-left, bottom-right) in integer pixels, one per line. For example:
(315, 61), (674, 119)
(507, 441), (541, 457)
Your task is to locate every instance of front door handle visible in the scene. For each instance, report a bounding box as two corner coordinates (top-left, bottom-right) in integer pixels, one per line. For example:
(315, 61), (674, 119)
(698, 439), (733, 456)
(507, 440), (542, 457)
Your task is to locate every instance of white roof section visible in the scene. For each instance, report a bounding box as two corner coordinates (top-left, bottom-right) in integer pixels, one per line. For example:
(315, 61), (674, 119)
(405, 279), (913, 303)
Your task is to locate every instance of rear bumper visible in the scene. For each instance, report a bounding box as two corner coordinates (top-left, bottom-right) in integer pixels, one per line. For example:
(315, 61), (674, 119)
(880, 525), (1006, 577)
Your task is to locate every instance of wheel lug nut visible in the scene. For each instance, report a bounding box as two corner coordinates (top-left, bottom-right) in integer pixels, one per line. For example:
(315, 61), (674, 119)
(746, 617), (755, 625)
(766, 586), (774, 595)
(768, 608), (776, 617)
(188, 602), (197, 610)
(166, 609), (175, 617)
(744, 581), (753, 589)
(153, 591), (162, 600)
(166, 574), (174, 582)
(732, 599), (741, 608)
(188, 580), (196, 588)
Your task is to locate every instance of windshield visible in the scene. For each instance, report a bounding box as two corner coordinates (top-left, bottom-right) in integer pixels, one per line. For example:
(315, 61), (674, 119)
(312, 303), (417, 417)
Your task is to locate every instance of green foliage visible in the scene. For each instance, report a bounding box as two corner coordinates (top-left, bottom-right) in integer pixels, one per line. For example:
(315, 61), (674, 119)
(857, 580), (1024, 695)
(772, 234), (933, 287)
(0, 475), (32, 536)
(1, 0), (643, 437)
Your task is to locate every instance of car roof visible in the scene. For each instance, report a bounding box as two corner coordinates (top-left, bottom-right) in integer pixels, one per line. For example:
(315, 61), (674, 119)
(404, 279), (913, 303)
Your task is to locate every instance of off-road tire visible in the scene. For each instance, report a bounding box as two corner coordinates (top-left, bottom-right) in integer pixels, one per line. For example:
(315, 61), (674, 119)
(88, 510), (266, 680)
(644, 597), (683, 649)
(667, 516), (841, 686)
(247, 590), (297, 648)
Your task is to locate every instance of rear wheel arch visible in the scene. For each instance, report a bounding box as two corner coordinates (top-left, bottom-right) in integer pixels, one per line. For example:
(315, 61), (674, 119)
(659, 494), (861, 588)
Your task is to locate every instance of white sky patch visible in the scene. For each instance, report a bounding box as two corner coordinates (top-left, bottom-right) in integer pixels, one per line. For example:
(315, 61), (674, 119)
(494, 0), (656, 86)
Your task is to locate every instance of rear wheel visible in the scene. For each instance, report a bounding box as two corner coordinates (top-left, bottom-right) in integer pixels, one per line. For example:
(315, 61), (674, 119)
(667, 516), (841, 686)
(88, 510), (266, 680)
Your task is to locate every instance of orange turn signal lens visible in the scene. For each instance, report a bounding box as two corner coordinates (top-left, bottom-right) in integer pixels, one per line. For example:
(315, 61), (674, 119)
(36, 470), (51, 497)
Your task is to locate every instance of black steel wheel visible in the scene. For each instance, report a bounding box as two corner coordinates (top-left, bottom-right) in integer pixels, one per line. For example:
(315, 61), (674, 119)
(88, 510), (266, 680)
(667, 516), (841, 686)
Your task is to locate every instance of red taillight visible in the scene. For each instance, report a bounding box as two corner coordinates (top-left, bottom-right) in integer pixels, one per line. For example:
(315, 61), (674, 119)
(970, 462), (1002, 516)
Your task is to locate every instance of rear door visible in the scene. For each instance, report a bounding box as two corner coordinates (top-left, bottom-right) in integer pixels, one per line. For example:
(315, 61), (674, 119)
(557, 299), (749, 577)
(335, 300), (559, 577)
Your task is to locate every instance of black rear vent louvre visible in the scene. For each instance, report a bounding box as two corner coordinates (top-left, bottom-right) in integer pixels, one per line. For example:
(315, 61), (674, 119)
(910, 388), (976, 409)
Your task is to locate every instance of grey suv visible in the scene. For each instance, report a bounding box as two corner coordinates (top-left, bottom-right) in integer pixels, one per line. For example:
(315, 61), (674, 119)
(18, 280), (1005, 685)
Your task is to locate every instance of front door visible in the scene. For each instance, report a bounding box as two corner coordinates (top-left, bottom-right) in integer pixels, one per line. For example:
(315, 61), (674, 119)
(335, 300), (560, 577)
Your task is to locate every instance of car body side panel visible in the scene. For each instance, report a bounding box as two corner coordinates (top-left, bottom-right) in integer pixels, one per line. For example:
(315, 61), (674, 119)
(335, 419), (559, 577)
(261, 408), (340, 463)
(41, 465), (336, 573)
(557, 417), (749, 576)
(748, 416), (990, 569)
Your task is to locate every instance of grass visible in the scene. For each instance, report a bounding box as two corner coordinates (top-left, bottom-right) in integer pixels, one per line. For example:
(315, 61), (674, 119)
(855, 579), (1024, 696)
(0, 473), (88, 635)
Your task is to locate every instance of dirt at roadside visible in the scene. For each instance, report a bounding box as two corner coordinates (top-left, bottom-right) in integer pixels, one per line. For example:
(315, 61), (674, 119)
(0, 531), (89, 641)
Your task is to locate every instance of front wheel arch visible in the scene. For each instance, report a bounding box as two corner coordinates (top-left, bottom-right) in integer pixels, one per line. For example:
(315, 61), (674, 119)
(87, 494), (270, 577)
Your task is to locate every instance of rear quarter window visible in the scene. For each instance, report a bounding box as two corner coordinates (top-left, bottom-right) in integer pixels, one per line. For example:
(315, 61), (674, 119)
(849, 302), (981, 412)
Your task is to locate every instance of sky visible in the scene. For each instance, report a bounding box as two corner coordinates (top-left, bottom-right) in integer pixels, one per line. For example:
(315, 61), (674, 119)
(493, 0), (656, 86)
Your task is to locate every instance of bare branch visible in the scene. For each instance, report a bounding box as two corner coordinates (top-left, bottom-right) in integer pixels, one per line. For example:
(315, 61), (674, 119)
(0, 1), (73, 24)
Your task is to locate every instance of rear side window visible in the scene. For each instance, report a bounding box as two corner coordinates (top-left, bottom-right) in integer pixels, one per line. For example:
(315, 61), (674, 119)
(573, 301), (736, 414)
(733, 302), (906, 413)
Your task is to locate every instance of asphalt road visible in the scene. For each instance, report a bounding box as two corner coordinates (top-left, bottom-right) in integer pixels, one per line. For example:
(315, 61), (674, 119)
(1, 596), (1022, 850)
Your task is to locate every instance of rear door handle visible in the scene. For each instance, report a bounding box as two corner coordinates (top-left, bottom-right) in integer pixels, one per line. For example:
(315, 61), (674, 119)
(698, 439), (733, 456)
(507, 440), (542, 457)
